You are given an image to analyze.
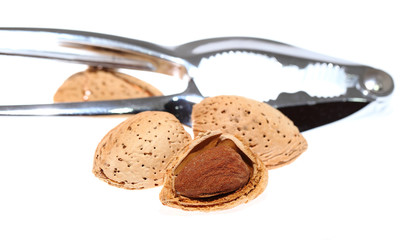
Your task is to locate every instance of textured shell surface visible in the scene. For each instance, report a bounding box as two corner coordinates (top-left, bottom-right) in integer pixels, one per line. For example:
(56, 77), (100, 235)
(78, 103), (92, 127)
(192, 95), (308, 169)
(54, 68), (162, 102)
(93, 111), (191, 190)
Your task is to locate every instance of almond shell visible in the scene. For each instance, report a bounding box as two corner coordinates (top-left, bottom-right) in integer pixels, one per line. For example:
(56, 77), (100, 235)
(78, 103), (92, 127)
(159, 130), (268, 211)
(191, 95), (308, 169)
(93, 111), (191, 190)
(54, 68), (162, 102)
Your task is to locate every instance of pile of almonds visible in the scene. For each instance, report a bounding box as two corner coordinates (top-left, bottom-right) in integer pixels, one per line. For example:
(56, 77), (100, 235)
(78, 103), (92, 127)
(93, 95), (307, 212)
(55, 69), (307, 211)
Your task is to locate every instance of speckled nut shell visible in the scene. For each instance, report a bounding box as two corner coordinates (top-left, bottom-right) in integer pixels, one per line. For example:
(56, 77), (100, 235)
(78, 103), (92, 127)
(191, 95), (307, 169)
(54, 68), (162, 102)
(159, 131), (268, 211)
(93, 111), (191, 190)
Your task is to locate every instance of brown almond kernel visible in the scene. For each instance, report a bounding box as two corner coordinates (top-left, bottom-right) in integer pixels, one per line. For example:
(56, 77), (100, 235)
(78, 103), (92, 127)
(174, 144), (251, 198)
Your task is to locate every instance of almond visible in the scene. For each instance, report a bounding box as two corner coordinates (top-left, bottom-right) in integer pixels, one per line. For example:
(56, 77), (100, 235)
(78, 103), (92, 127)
(160, 131), (268, 211)
(174, 144), (251, 198)
(191, 95), (307, 169)
(93, 111), (191, 190)
(54, 68), (162, 102)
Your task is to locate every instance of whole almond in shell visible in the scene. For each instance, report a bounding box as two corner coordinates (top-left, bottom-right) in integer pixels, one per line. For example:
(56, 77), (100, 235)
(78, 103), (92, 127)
(192, 95), (307, 169)
(93, 111), (191, 190)
(54, 68), (162, 102)
(160, 130), (268, 211)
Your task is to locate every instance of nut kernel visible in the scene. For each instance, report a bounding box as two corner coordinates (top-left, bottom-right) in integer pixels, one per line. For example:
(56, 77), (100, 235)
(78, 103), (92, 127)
(160, 131), (268, 211)
(174, 144), (251, 198)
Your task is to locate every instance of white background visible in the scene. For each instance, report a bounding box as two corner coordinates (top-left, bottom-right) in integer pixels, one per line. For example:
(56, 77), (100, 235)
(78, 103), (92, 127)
(0, 1), (403, 239)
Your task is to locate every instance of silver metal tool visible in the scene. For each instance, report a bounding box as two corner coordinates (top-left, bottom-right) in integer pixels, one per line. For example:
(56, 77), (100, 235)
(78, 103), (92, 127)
(0, 28), (394, 131)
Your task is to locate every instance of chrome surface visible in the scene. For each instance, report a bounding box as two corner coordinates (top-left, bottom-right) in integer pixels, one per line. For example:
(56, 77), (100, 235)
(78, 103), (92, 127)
(0, 79), (204, 127)
(0, 28), (395, 129)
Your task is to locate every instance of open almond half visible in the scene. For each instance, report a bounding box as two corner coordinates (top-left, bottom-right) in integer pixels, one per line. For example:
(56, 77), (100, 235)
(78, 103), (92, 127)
(160, 131), (268, 211)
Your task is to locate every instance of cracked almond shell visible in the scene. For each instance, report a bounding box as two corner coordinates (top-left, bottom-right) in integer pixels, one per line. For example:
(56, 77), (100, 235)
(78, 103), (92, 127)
(159, 130), (268, 211)
(93, 111), (191, 190)
(191, 95), (308, 169)
(54, 68), (162, 102)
